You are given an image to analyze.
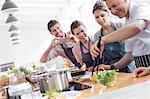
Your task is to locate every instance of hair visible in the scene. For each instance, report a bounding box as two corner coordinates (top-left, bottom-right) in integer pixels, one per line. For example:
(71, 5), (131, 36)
(92, 1), (108, 14)
(47, 20), (59, 32)
(70, 20), (86, 35)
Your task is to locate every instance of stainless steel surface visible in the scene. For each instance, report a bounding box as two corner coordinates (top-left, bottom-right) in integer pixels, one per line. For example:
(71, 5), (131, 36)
(36, 69), (69, 93)
(35, 66), (47, 74)
(54, 69), (69, 90)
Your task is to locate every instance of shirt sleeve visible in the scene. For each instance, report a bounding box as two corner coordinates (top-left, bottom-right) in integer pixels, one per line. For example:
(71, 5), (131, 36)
(92, 30), (101, 42)
(125, 39), (133, 53)
(133, 2), (150, 21)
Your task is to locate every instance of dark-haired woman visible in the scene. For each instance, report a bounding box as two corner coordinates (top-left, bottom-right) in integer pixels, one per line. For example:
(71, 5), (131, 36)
(71, 20), (94, 70)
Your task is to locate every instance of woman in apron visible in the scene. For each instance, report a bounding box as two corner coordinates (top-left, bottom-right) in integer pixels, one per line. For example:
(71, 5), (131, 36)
(71, 20), (94, 70)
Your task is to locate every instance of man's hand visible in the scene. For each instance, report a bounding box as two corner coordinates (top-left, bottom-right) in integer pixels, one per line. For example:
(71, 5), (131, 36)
(40, 58), (47, 63)
(51, 37), (68, 46)
(66, 34), (77, 43)
(51, 38), (60, 46)
(133, 67), (150, 77)
(94, 64), (111, 71)
(90, 39), (105, 60)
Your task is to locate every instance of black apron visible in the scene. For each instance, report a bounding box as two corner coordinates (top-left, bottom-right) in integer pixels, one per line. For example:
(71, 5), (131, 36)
(99, 23), (128, 72)
(80, 41), (93, 68)
(61, 44), (81, 68)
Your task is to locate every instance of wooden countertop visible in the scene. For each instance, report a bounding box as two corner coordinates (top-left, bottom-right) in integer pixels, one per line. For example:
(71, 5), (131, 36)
(76, 72), (150, 99)
(1, 72), (150, 99)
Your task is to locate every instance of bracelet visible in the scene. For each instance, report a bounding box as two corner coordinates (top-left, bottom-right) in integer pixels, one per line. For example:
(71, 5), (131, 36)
(110, 64), (115, 70)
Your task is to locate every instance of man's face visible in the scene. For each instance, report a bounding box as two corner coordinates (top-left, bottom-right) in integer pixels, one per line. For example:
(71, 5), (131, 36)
(105, 0), (129, 18)
(50, 23), (63, 37)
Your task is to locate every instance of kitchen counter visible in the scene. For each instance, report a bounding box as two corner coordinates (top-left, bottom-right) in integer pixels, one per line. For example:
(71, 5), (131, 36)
(76, 72), (150, 99)
(1, 72), (150, 99)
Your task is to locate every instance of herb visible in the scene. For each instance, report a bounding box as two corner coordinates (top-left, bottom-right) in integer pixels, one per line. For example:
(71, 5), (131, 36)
(96, 70), (117, 87)
(43, 88), (61, 99)
(43, 88), (61, 96)
(32, 64), (36, 69)
(19, 66), (31, 75)
(7, 66), (17, 74)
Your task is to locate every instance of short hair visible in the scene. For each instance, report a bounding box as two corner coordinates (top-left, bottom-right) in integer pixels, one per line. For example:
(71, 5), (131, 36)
(92, 1), (108, 14)
(70, 20), (86, 35)
(47, 20), (59, 32)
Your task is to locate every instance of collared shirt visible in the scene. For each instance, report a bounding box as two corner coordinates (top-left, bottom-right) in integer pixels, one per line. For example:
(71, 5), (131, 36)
(48, 33), (76, 61)
(125, 1), (150, 57)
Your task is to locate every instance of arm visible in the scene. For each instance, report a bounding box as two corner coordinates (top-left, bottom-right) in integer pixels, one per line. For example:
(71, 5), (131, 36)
(40, 44), (53, 63)
(113, 52), (134, 69)
(102, 20), (149, 44)
(97, 52), (134, 70)
(91, 20), (149, 59)
(72, 43), (83, 66)
(40, 37), (67, 62)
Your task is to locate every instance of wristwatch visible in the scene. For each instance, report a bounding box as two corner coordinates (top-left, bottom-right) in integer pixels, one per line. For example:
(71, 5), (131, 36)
(110, 64), (115, 70)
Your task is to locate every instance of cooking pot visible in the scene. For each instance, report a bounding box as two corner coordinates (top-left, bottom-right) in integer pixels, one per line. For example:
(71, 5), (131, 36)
(35, 65), (47, 74)
(54, 69), (69, 91)
(36, 69), (69, 93)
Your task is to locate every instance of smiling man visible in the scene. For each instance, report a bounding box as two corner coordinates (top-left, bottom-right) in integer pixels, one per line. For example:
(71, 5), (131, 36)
(90, 0), (150, 74)
(40, 20), (80, 67)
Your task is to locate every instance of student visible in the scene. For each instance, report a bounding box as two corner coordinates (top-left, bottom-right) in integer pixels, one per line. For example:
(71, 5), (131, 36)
(92, 1), (135, 72)
(40, 20), (80, 67)
(90, 0), (150, 74)
(71, 20), (94, 70)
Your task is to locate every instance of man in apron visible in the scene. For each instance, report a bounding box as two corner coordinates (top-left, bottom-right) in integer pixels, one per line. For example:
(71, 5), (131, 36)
(40, 20), (80, 67)
(90, 0), (150, 75)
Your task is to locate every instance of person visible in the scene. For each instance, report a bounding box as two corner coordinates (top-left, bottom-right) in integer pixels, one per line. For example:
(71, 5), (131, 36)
(92, 1), (135, 72)
(40, 20), (80, 67)
(71, 20), (94, 70)
(90, 0), (150, 75)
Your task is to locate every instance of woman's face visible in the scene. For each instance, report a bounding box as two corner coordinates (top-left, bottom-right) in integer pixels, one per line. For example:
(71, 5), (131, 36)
(94, 10), (109, 27)
(73, 25), (87, 41)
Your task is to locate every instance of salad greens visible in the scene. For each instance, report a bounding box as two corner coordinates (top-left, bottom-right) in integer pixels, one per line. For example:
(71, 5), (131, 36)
(7, 66), (17, 74)
(19, 66), (31, 75)
(43, 88), (62, 99)
(96, 70), (117, 87)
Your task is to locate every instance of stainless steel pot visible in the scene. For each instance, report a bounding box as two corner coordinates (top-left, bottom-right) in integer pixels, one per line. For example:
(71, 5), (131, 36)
(36, 69), (69, 93)
(37, 72), (55, 93)
(54, 69), (69, 91)
(35, 65), (47, 74)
